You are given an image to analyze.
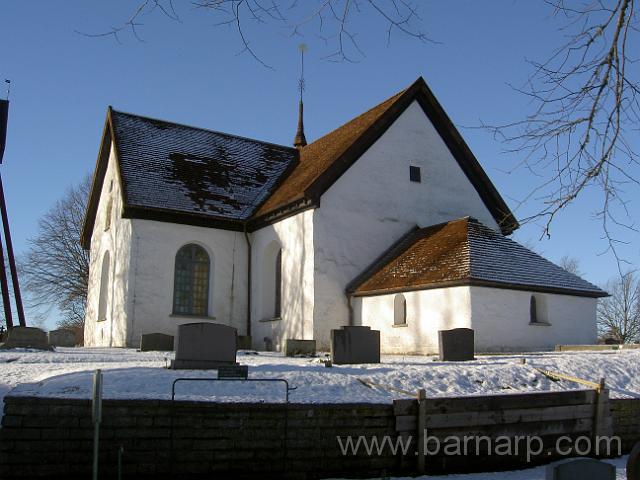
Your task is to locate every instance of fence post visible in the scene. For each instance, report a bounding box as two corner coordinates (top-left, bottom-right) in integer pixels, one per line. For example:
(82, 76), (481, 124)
(417, 389), (426, 474)
(593, 377), (612, 442)
(92, 369), (103, 480)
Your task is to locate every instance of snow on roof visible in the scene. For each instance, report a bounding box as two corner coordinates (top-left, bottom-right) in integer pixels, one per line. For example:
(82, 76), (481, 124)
(348, 217), (607, 297)
(111, 110), (297, 221)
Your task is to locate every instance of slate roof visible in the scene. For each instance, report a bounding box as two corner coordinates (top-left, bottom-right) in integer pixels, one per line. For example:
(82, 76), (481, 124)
(111, 110), (297, 221)
(347, 217), (607, 298)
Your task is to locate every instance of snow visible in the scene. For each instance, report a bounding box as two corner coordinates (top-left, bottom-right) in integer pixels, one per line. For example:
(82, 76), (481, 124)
(333, 455), (628, 479)
(1, 348), (639, 413)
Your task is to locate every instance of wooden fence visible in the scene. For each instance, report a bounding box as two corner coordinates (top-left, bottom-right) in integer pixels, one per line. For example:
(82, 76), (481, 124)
(394, 387), (613, 474)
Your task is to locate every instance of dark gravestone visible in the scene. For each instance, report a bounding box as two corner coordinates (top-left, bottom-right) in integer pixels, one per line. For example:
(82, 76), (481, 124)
(237, 335), (252, 350)
(48, 329), (76, 347)
(0, 326), (51, 350)
(140, 333), (174, 352)
(438, 328), (475, 361)
(218, 365), (249, 379)
(627, 442), (640, 480)
(170, 322), (238, 369)
(546, 458), (615, 480)
(331, 326), (380, 365)
(285, 339), (316, 357)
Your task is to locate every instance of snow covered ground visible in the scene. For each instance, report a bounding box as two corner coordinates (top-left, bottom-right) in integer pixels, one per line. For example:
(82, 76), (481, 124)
(1, 347), (639, 411)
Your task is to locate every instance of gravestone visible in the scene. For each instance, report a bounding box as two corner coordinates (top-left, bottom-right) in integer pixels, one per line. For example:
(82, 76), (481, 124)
(285, 339), (316, 357)
(438, 328), (475, 361)
(140, 333), (174, 352)
(331, 326), (380, 364)
(263, 337), (273, 352)
(0, 326), (51, 350)
(170, 322), (238, 369)
(545, 458), (615, 480)
(627, 442), (640, 480)
(237, 335), (252, 350)
(48, 329), (76, 347)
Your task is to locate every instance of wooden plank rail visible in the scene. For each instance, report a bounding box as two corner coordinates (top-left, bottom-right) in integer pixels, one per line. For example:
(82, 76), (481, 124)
(393, 386), (613, 473)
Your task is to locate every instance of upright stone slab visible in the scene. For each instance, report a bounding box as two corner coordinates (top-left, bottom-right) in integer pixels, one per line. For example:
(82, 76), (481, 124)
(545, 458), (615, 479)
(0, 326), (51, 350)
(140, 333), (174, 352)
(627, 442), (640, 480)
(170, 323), (238, 369)
(237, 335), (252, 350)
(285, 339), (316, 357)
(331, 326), (380, 365)
(438, 328), (474, 361)
(48, 329), (76, 347)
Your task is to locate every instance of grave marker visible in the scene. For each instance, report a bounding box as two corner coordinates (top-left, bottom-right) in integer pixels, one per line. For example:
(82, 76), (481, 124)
(48, 329), (76, 347)
(331, 326), (380, 364)
(139, 333), (174, 352)
(170, 322), (238, 369)
(0, 326), (51, 350)
(438, 328), (474, 361)
(545, 458), (615, 480)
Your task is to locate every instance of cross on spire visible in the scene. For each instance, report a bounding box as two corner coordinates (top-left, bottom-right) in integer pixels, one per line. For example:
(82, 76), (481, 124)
(293, 44), (308, 148)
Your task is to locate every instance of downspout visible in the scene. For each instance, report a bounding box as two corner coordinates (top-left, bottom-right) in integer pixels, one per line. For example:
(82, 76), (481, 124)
(243, 222), (252, 338)
(347, 293), (354, 326)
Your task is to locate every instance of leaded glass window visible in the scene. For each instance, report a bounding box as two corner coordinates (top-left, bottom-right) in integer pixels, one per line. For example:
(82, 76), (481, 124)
(173, 244), (210, 316)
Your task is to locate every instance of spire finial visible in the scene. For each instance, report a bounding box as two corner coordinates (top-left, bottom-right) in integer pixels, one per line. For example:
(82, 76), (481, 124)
(294, 43), (308, 148)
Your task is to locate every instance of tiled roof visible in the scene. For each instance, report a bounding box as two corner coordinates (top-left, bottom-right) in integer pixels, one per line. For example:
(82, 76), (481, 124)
(111, 110), (297, 221)
(254, 89), (405, 216)
(347, 218), (607, 297)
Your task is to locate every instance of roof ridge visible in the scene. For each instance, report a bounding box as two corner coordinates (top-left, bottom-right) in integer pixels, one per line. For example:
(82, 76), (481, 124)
(110, 108), (298, 152)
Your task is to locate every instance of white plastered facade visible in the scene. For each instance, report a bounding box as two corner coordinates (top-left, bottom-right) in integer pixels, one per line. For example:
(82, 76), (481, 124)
(85, 100), (598, 353)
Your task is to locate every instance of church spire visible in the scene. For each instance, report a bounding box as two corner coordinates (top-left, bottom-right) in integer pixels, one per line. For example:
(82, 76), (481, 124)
(293, 44), (308, 148)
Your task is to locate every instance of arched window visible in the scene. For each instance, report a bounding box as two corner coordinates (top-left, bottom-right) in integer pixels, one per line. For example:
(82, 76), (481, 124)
(529, 296), (538, 323)
(274, 249), (282, 318)
(173, 244), (210, 316)
(394, 293), (407, 326)
(97, 251), (110, 322)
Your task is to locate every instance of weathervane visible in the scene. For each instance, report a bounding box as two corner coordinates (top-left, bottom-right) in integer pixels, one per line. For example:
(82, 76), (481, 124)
(293, 43), (308, 148)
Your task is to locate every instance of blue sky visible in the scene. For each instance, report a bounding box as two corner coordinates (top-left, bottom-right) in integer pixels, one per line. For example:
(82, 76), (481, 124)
(1, 1), (638, 328)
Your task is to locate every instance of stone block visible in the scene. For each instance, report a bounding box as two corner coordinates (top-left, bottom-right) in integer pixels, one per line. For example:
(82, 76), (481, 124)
(48, 329), (76, 347)
(139, 333), (174, 352)
(285, 339), (316, 357)
(0, 326), (51, 350)
(170, 323), (237, 369)
(330, 326), (380, 365)
(545, 458), (615, 479)
(438, 328), (474, 361)
(237, 335), (252, 350)
(627, 442), (640, 480)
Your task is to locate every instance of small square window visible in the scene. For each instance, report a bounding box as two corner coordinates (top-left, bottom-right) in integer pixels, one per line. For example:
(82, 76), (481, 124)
(409, 166), (421, 183)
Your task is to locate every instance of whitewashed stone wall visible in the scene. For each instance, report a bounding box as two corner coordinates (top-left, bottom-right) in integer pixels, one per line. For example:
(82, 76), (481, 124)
(469, 286), (598, 352)
(123, 219), (248, 348)
(250, 210), (314, 351)
(312, 100), (500, 347)
(354, 286), (473, 354)
(84, 144), (133, 347)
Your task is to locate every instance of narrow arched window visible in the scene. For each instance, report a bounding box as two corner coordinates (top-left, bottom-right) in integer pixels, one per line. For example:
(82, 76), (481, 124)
(394, 293), (407, 326)
(274, 249), (282, 318)
(173, 244), (210, 316)
(97, 251), (110, 322)
(530, 296), (538, 324)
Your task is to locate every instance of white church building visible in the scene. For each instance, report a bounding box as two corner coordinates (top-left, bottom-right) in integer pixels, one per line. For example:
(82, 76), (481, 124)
(81, 77), (606, 353)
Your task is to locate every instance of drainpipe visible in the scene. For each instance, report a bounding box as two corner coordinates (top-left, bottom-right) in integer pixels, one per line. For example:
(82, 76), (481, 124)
(243, 223), (252, 338)
(347, 293), (354, 326)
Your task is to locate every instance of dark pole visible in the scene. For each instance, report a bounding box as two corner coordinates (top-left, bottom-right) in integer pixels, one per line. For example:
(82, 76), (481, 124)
(0, 174), (25, 326)
(0, 233), (13, 329)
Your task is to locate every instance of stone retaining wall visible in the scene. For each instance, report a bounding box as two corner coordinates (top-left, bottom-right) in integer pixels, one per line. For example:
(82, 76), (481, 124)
(0, 397), (397, 480)
(1, 395), (638, 479)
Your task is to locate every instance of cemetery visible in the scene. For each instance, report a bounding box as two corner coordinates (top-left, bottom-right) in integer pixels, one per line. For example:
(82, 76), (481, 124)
(0, 323), (639, 478)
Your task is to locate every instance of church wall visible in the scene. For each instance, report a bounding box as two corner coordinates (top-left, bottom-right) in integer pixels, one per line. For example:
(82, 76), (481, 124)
(469, 286), (598, 352)
(84, 143), (133, 347)
(124, 219), (248, 348)
(312, 100), (500, 346)
(250, 209), (314, 352)
(354, 286), (472, 355)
